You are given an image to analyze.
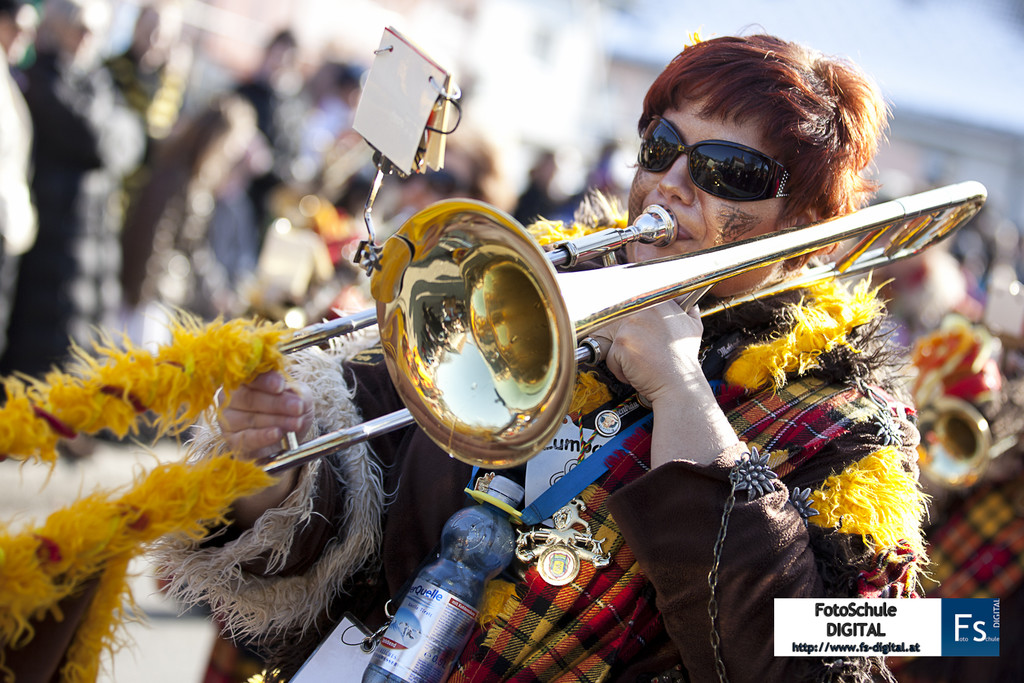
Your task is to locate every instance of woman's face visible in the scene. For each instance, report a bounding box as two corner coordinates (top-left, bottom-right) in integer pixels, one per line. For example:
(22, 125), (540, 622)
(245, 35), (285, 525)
(626, 100), (803, 298)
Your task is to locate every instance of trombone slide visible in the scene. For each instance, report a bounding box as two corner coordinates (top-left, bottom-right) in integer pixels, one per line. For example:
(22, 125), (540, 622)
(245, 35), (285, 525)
(261, 181), (987, 472)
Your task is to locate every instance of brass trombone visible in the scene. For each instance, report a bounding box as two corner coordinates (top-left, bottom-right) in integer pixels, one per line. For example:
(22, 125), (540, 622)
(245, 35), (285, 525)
(260, 180), (987, 473)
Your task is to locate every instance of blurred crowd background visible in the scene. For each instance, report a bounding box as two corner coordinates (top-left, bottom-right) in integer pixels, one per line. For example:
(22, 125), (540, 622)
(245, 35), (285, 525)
(2, 0), (1024, 681)
(1, 0), (1023, 380)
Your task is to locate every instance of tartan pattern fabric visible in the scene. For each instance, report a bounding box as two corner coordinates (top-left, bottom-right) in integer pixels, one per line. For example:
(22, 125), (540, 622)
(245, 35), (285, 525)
(925, 479), (1024, 599)
(448, 378), (910, 680)
(450, 421), (662, 682)
(723, 376), (926, 599)
(718, 377), (885, 477)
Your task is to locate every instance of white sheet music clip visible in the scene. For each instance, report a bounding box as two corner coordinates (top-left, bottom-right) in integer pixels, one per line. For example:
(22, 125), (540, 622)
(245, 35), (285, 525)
(352, 26), (461, 176)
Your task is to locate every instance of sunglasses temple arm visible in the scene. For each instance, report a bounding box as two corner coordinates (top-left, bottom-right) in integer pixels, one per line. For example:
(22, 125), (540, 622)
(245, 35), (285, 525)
(546, 205), (676, 268)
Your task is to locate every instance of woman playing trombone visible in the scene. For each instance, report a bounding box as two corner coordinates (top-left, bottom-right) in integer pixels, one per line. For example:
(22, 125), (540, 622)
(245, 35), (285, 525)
(157, 33), (926, 682)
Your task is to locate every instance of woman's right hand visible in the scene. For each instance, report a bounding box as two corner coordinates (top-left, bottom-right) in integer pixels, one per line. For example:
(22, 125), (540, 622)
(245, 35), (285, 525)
(218, 371), (315, 527)
(218, 371), (315, 461)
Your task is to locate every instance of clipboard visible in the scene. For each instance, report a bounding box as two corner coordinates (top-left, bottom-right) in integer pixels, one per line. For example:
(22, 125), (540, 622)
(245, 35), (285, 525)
(352, 26), (459, 175)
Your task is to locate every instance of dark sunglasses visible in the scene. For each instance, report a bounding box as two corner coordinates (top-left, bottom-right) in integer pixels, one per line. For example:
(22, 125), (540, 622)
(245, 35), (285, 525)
(638, 117), (789, 201)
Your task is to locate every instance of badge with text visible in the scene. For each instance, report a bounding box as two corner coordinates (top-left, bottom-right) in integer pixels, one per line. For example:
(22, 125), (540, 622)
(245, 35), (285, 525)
(524, 416), (610, 510)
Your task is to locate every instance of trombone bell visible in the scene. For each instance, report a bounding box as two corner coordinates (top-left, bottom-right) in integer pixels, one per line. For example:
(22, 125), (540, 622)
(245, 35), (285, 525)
(376, 200), (576, 468)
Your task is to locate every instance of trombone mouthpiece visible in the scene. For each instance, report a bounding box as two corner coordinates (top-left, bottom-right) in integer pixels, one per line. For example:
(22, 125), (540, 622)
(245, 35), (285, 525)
(635, 205), (676, 247)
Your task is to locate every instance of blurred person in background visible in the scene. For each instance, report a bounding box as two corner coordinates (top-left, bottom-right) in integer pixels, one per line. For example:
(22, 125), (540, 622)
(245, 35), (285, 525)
(234, 27), (308, 241)
(119, 92), (269, 346)
(104, 0), (191, 193)
(0, 0), (143, 384)
(513, 148), (562, 225)
(0, 0), (37, 359)
(890, 306), (1024, 681)
(871, 200), (1024, 681)
(878, 245), (984, 347)
(293, 58), (363, 187)
(586, 139), (628, 200)
(0, 0), (35, 79)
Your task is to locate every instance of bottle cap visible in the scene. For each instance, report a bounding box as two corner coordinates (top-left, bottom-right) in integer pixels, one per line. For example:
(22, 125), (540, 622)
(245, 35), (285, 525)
(487, 475), (525, 507)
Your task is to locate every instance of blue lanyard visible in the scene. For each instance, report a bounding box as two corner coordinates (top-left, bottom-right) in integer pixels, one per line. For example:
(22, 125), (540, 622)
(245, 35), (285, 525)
(518, 411), (653, 526)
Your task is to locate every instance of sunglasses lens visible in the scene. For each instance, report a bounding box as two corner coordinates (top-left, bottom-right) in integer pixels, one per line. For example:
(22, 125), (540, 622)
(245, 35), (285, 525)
(639, 118), (783, 200)
(638, 120), (681, 173)
(689, 143), (772, 200)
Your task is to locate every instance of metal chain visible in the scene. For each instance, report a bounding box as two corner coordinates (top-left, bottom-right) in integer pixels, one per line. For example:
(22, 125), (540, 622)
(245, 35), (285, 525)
(708, 479), (738, 683)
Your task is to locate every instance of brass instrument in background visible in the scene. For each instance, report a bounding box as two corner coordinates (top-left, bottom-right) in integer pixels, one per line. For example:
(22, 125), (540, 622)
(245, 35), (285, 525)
(916, 396), (993, 488)
(911, 314), (1011, 488)
(259, 180), (988, 473)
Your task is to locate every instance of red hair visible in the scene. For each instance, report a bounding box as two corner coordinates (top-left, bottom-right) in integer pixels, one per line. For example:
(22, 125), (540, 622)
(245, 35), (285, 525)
(640, 35), (889, 221)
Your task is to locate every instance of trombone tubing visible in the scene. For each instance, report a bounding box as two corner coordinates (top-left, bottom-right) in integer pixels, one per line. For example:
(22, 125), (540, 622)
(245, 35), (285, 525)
(260, 181), (986, 474)
(559, 181), (985, 340)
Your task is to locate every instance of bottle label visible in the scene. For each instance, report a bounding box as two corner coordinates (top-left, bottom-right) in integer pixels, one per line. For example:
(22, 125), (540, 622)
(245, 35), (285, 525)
(370, 578), (479, 681)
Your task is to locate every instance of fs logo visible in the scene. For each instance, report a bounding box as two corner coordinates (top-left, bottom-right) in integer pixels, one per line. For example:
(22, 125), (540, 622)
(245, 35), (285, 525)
(941, 599), (1000, 656)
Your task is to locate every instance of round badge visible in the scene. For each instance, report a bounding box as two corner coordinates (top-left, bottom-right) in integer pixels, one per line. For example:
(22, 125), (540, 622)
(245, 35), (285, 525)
(536, 546), (581, 586)
(594, 409), (621, 437)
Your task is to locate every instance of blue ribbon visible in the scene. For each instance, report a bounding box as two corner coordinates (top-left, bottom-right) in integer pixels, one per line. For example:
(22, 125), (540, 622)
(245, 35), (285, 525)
(518, 411), (653, 526)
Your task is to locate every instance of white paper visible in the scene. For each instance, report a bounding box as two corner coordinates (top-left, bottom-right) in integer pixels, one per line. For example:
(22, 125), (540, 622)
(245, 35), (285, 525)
(352, 26), (454, 175)
(291, 615), (373, 681)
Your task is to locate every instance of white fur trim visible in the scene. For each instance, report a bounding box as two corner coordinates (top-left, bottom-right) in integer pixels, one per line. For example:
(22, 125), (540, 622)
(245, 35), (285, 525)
(152, 344), (385, 642)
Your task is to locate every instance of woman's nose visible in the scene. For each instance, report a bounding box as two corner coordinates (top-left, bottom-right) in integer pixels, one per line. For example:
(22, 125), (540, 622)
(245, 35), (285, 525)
(657, 153), (696, 205)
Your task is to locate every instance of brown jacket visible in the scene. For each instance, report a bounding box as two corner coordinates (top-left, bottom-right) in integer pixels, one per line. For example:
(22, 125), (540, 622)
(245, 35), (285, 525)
(155, 289), (921, 682)
(246, 346), (918, 682)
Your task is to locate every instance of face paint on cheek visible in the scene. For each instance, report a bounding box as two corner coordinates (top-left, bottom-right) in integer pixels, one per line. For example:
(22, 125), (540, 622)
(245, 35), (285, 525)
(717, 207), (761, 244)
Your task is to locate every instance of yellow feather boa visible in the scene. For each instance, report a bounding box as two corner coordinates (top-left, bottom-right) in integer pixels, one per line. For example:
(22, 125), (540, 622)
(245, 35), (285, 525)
(0, 315), (290, 465)
(809, 446), (927, 560)
(724, 279), (885, 393)
(723, 280), (927, 567)
(1, 454), (273, 681)
(0, 314), (289, 680)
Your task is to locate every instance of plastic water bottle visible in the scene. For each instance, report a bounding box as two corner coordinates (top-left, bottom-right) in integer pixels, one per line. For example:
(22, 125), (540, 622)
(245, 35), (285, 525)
(362, 475), (524, 683)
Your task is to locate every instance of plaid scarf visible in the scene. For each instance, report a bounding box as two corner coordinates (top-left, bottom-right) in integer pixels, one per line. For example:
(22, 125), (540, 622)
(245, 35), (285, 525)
(722, 377), (924, 598)
(451, 420), (661, 682)
(717, 377), (896, 476)
(449, 376), (901, 681)
(925, 478), (1024, 599)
